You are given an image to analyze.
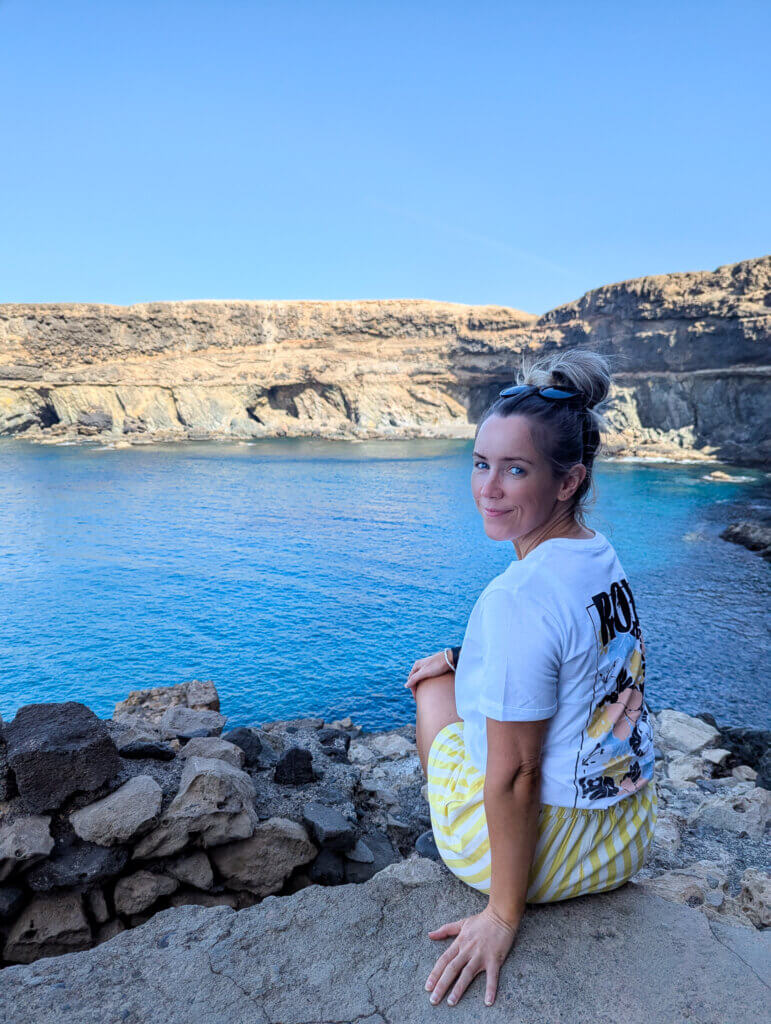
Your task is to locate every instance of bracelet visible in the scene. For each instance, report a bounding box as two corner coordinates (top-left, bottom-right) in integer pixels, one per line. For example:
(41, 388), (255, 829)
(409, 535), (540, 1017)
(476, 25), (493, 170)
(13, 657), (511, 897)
(443, 648), (456, 672)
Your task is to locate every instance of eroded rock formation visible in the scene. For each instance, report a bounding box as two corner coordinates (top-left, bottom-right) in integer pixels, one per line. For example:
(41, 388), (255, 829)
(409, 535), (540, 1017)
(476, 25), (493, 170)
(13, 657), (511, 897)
(1, 255), (769, 465)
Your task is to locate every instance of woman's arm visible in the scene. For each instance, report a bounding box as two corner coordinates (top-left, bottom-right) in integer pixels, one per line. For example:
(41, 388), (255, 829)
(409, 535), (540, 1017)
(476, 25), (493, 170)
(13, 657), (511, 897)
(483, 717), (550, 926)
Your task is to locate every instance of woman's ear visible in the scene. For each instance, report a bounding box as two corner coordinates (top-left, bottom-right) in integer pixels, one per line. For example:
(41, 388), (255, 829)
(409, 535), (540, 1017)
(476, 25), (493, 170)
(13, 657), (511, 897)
(559, 463), (586, 501)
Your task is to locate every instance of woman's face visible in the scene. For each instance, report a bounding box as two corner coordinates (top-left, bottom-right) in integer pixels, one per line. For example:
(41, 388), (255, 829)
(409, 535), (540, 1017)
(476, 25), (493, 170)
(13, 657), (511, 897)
(471, 413), (585, 545)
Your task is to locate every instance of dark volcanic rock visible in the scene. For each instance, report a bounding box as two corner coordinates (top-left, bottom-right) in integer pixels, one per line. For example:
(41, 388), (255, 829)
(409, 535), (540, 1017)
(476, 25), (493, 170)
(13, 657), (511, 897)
(318, 727), (351, 751)
(119, 739), (176, 761)
(718, 726), (771, 789)
(221, 727), (262, 767)
(274, 746), (315, 785)
(343, 830), (400, 884)
(720, 520), (771, 560)
(307, 848), (345, 885)
(5, 703), (121, 813)
(301, 801), (355, 852)
(415, 829), (441, 862)
(24, 840), (129, 892)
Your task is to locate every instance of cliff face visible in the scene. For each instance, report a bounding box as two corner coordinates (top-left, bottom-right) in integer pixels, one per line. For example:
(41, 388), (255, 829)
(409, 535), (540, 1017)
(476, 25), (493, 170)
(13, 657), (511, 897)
(0, 256), (768, 465)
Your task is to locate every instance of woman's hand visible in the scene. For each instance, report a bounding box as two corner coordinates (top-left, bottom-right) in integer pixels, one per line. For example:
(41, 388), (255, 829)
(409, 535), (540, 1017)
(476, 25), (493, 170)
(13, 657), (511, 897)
(404, 650), (455, 701)
(424, 905), (519, 1007)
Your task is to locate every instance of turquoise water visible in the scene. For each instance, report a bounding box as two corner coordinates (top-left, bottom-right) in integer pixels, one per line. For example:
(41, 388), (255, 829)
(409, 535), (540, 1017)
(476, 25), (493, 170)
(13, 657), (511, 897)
(1, 438), (768, 731)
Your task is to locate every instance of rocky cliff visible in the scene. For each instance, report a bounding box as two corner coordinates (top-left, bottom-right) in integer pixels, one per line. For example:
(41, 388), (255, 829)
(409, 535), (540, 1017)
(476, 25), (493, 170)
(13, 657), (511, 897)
(1, 255), (769, 465)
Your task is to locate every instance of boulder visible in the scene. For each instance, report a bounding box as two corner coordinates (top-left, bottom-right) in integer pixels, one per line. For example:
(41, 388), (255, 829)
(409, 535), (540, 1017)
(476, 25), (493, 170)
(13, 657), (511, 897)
(70, 775), (163, 845)
(655, 709), (721, 756)
(687, 786), (771, 838)
(84, 888), (110, 924)
(415, 829), (441, 861)
(302, 801), (356, 852)
(717, 726), (771, 788)
(732, 765), (758, 781)
(345, 838), (375, 864)
(318, 728), (351, 751)
(666, 752), (708, 783)
(159, 707), (226, 740)
(342, 830), (399, 884)
(308, 848), (345, 885)
(0, 816), (54, 881)
(348, 741), (377, 765)
(113, 680), (220, 729)
(164, 852), (214, 891)
(4, 703), (121, 813)
(209, 817), (317, 896)
(720, 521), (771, 559)
(24, 841), (130, 892)
(274, 746), (315, 784)
(113, 870), (179, 916)
(221, 726), (262, 767)
(118, 738), (176, 761)
(368, 734), (417, 760)
(178, 736), (245, 768)
(114, 724), (176, 761)
(702, 747), (731, 765)
(3, 892), (91, 964)
(132, 756), (258, 859)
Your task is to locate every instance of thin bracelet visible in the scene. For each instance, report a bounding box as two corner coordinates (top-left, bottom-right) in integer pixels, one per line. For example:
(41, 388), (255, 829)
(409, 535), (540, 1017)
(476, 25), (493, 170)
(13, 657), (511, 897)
(443, 648), (456, 671)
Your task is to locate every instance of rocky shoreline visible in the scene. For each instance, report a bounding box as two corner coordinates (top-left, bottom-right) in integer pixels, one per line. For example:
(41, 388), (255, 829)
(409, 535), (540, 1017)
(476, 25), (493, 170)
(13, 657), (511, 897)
(1, 255), (769, 467)
(1, 681), (768, 972)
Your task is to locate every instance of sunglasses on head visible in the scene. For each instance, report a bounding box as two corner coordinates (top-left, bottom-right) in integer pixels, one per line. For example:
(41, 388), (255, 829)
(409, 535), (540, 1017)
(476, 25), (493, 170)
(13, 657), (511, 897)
(498, 384), (585, 405)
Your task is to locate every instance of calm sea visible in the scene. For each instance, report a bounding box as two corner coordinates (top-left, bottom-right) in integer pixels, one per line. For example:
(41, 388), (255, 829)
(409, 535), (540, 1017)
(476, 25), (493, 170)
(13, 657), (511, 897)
(1, 438), (768, 732)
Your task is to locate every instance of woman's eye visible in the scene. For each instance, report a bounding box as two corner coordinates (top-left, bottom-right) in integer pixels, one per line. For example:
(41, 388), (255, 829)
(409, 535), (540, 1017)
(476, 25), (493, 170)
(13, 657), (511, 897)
(472, 461), (524, 476)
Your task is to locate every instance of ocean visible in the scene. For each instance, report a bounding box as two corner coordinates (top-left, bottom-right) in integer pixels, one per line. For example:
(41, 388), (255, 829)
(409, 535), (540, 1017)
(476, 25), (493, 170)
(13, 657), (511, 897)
(1, 437), (768, 731)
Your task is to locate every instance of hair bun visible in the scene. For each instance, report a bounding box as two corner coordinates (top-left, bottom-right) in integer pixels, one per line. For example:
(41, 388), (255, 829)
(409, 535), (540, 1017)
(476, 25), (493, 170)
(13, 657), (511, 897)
(551, 371), (592, 409)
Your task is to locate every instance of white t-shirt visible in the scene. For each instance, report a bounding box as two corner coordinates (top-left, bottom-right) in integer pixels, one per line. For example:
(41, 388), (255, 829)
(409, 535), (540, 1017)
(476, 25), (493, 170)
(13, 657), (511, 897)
(453, 528), (656, 810)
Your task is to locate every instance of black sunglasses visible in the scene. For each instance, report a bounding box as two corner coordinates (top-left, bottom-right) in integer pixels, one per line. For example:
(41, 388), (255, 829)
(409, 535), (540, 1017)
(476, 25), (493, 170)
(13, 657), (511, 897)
(498, 384), (585, 404)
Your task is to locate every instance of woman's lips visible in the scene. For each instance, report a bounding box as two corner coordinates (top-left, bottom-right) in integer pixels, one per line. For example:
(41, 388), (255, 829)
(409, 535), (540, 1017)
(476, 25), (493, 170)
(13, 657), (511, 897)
(483, 507), (509, 517)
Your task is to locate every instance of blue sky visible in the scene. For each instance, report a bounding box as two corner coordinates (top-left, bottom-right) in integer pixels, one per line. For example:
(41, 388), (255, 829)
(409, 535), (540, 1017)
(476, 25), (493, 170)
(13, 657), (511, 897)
(1, 1), (768, 313)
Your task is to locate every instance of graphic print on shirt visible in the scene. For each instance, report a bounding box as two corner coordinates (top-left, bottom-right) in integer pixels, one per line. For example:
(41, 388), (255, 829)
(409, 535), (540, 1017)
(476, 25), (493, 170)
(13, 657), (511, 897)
(574, 577), (655, 804)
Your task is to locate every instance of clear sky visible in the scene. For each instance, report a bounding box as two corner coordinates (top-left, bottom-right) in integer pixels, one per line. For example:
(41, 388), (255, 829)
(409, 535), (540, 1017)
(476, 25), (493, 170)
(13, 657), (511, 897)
(1, 1), (769, 313)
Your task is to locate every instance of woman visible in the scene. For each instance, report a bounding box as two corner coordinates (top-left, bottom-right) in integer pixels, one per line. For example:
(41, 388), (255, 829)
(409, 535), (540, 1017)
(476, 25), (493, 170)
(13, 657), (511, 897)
(404, 349), (658, 1009)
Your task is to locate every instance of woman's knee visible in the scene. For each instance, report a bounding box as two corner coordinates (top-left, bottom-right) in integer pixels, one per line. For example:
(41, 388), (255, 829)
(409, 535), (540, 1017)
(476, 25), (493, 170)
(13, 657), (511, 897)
(414, 670), (457, 713)
(415, 673), (460, 774)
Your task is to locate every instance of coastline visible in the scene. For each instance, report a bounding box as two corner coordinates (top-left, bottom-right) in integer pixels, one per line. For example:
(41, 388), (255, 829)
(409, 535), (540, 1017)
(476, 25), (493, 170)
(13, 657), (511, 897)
(2, 256), (770, 471)
(2, 428), (759, 468)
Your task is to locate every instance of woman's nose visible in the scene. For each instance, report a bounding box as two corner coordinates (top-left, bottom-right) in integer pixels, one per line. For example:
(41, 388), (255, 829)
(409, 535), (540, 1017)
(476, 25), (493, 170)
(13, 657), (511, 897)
(480, 473), (503, 496)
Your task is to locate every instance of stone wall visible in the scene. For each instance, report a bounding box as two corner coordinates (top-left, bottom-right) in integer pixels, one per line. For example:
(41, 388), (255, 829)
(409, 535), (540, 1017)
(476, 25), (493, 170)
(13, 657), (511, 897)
(0, 682), (768, 967)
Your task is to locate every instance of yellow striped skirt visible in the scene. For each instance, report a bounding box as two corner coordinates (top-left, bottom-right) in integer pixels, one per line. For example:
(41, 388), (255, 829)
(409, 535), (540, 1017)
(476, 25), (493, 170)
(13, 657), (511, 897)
(426, 719), (658, 903)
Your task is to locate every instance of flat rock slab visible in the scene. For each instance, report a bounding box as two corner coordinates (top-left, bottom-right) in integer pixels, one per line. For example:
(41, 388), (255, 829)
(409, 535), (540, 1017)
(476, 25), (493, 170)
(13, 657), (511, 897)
(1, 858), (768, 1024)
